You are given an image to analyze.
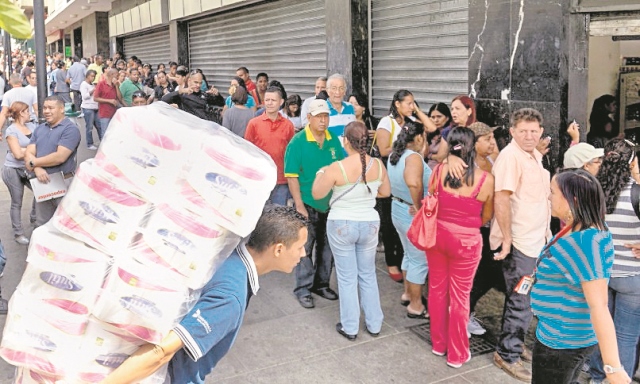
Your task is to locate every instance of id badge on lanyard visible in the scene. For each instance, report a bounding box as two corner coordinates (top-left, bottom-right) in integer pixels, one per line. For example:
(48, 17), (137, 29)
(513, 225), (572, 295)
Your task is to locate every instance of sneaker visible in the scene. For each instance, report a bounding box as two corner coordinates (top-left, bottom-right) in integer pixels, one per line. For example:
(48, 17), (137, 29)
(447, 353), (472, 368)
(520, 345), (533, 363)
(467, 313), (487, 336)
(493, 352), (532, 383)
(14, 235), (29, 245)
(0, 298), (7, 315)
(87, 145), (98, 150)
(432, 349), (446, 357)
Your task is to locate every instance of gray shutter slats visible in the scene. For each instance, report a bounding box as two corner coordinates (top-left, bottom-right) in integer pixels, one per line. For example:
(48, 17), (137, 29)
(123, 27), (171, 67)
(371, 0), (469, 116)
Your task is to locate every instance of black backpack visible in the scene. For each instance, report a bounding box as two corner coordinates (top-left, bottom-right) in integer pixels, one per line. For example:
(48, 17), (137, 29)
(630, 184), (640, 221)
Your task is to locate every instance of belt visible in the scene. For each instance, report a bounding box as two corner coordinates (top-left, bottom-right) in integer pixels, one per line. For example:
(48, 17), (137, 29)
(63, 171), (75, 179)
(392, 196), (413, 206)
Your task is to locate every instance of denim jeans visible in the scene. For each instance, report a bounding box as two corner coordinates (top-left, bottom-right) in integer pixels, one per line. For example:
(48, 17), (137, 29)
(1, 166), (36, 236)
(294, 204), (333, 298)
(99, 117), (111, 137)
(82, 108), (101, 146)
(391, 200), (428, 284)
(268, 184), (291, 206)
(327, 219), (383, 335)
(496, 246), (537, 363)
(532, 339), (596, 384)
(589, 273), (640, 381)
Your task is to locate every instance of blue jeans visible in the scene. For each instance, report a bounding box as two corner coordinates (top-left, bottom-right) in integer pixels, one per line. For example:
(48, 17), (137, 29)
(82, 108), (101, 146)
(391, 200), (428, 284)
(99, 117), (111, 137)
(294, 204), (333, 298)
(589, 273), (640, 381)
(268, 184), (291, 206)
(327, 219), (383, 335)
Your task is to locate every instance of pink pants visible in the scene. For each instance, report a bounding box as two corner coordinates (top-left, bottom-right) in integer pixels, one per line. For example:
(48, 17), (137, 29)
(427, 223), (482, 365)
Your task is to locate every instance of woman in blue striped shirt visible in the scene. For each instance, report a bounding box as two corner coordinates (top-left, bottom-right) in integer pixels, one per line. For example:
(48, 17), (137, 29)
(530, 169), (629, 384)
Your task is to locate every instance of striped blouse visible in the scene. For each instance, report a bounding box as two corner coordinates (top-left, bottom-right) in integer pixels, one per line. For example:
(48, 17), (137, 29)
(530, 228), (614, 349)
(605, 181), (640, 278)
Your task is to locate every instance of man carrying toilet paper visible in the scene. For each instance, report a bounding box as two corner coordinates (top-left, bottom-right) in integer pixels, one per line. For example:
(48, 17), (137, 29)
(101, 205), (309, 384)
(24, 95), (81, 226)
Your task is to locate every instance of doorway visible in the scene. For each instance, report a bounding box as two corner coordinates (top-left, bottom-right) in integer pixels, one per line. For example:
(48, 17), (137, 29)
(73, 27), (82, 58)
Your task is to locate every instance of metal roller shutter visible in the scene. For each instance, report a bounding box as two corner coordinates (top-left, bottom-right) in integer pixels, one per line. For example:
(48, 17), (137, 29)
(370, 0), (469, 116)
(123, 27), (171, 66)
(188, 0), (327, 99)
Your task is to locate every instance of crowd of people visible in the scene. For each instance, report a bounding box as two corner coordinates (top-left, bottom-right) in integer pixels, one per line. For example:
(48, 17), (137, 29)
(0, 48), (638, 384)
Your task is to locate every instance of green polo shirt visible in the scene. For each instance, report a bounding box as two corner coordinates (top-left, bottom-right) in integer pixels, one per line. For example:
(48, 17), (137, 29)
(119, 78), (142, 106)
(284, 125), (344, 212)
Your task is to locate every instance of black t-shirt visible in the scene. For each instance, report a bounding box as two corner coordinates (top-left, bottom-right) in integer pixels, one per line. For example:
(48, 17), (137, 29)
(161, 90), (224, 121)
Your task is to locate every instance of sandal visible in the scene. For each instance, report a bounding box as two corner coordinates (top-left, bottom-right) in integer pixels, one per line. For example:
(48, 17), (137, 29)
(407, 308), (429, 319)
(400, 296), (427, 307)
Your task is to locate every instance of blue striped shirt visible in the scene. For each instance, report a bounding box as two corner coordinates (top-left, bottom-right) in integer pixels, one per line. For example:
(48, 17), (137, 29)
(327, 101), (355, 148)
(530, 228), (614, 349)
(604, 181), (640, 278)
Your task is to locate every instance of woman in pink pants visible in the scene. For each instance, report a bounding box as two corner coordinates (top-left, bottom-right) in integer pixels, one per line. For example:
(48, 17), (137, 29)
(427, 127), (494, 368)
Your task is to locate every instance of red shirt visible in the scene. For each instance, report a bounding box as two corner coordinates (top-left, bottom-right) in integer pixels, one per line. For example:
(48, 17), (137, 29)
(244, 79), (260, 106)
(94, 80), (117, 119)
(244, 112), (294, 184)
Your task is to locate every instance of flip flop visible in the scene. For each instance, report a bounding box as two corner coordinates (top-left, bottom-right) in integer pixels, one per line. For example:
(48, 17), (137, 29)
(407, 308), (429, 319)
(401, 296), (427, 307)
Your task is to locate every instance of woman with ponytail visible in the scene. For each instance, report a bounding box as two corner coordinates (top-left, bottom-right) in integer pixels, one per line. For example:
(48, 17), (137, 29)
(2, 101), (36, 245)
(426, 127), (494, 369)
(312, 121), (390, 340)
(387, 120), (431, 319)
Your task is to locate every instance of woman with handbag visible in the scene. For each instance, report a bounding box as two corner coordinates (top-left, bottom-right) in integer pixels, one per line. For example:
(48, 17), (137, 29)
(312, 121), (390, 340)
(387, 120), (431, 319)
(2, 101), (36, 245)
(427, 127), (494, 368)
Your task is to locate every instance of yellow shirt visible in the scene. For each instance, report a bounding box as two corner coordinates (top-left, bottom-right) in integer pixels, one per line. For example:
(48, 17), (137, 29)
(87, 63), (103, 84)
(489, 140), (551, 258)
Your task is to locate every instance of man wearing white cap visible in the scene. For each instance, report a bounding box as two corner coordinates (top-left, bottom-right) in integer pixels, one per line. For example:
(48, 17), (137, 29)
(285, 99), (344, 308)
(563, 143), (604, 176)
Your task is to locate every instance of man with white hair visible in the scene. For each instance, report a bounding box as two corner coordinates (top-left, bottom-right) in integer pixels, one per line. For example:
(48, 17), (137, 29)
(325, 74), (355, 148)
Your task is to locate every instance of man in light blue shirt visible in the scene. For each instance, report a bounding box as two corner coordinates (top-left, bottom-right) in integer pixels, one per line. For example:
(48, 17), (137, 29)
(325, 73), (355, 148)
(66, 56), (87, 113)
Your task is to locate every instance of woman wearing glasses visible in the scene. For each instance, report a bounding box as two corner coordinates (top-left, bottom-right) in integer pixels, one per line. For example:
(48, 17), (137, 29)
(530, 169), (629, 384)
(588, 138), (640, 384)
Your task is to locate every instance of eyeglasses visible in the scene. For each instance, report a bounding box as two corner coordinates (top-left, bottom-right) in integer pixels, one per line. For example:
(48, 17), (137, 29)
(328, 86), (346, 93)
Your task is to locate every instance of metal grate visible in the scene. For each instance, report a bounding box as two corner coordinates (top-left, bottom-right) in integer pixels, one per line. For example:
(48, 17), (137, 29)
(408, 319), (495, 357)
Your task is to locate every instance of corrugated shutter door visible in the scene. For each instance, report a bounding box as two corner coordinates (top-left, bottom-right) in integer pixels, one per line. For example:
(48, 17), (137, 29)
(371, 0), (469, 116)
(188, 0), (327, 100)
(123, 27), (171, 66)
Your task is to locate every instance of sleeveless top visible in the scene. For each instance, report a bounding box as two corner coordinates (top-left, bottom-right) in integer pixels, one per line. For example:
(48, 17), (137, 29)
(387, 149), (431, 205)
(437, 170), (488, 233)
(328, 158), (383, 222)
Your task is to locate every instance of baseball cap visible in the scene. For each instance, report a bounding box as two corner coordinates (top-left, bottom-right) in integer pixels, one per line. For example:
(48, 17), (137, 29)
(308, 99), (330, 116)
(467, 122), (495, 137)
(563, 143), (604, 169)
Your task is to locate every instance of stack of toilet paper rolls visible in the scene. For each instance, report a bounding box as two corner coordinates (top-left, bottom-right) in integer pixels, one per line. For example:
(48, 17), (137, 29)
(0, 103), (277, 383)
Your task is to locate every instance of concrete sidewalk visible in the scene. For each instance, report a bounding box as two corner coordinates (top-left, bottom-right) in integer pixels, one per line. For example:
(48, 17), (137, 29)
(0, 116), (632, 384)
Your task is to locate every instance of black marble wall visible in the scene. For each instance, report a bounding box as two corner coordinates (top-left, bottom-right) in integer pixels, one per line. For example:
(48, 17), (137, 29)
(351, 0), (368, 98)
(468, 0), (571, 166)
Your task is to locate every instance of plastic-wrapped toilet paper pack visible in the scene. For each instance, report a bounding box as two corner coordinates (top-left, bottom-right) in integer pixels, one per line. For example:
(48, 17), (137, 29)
(133, 203), (241, 289)
(97, 107), (192, 201)
(15, 368), (61, 384)
(92, 257), (195, 344)
(0, 290), (84, 377)
(182, 128), (277, 237)
(52, 161), (151, 256)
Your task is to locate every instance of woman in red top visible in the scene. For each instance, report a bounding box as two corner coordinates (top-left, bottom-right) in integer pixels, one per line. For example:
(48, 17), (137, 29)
(427, 127), (494, 368)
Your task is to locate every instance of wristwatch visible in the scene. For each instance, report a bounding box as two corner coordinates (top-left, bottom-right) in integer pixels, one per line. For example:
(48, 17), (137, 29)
(29, 160), (35, 168)
(603, 364), (625, 374)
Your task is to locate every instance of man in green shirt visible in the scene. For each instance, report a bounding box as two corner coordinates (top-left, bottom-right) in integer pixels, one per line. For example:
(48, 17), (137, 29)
(285, 99), (344, 308)
(119, 67), (142, 106)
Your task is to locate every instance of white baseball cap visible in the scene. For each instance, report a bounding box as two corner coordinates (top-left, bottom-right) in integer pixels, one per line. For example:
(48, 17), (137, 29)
(563, 143), (604, 169)
(308, 99), (330, 116)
